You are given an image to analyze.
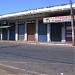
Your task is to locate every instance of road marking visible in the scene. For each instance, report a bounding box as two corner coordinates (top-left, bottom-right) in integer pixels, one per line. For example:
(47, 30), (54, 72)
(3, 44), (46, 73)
(0, 63), (47, 75)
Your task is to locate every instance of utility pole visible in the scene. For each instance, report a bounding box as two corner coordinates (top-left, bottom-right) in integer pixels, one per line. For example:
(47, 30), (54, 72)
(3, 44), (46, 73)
(70, 0), (75, 46)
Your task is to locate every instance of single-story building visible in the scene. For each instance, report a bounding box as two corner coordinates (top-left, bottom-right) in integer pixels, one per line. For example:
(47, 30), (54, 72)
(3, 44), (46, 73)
(0, 3), (75, 43)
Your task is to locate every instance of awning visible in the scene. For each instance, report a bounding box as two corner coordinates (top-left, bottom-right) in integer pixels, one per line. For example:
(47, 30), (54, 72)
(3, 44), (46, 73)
(0, 26), (11, 29)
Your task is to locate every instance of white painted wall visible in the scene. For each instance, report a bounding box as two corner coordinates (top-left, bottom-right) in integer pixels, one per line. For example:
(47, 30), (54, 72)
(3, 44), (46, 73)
(35, 19), (38, 42)
(15, 21), (18, 41)
(24, 22), (27, 41)
(47, 24), (51, 42)
(61, 23), (66, 43)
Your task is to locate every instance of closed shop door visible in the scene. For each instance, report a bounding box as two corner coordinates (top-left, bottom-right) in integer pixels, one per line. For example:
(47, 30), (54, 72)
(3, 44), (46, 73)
(51, 23), (61, 41)
(38, 23), (47, 42)
(65, 22), (75, 42)
(18, 24), (25, 40)
(66, 23), (72, 42)
(2, 29), (8, 40)
(27, 23), (35, 41)
(9, 26), (15, 40)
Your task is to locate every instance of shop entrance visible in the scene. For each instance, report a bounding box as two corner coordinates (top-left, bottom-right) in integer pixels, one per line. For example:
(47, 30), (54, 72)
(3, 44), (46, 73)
(27, 23), (35, 41)
(2, 28), (8, 40)
(51, 23), (62, 42)
(9, 26), (15, 40)
(18, 24), (25, 40)
(38, 23), (47, 42)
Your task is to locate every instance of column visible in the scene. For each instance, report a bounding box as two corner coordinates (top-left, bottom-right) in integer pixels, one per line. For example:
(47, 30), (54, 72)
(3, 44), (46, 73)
(35, 19), (38, 42)
(24, 22), (27, 41)
(15, 21), (18, 41)
(61, 23), (66, 43)
(8, 28), (9, 40)
(1, 29), (2, 40)
(47, 24), (51, 42)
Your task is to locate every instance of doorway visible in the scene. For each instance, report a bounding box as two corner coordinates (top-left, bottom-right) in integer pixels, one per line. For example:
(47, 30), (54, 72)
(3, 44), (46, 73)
(51, 23), (62, 42)
(27, 23), (35, 41)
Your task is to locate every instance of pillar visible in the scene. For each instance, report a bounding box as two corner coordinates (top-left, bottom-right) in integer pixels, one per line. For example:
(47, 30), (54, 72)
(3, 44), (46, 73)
(61, 23), (66, 43)
(35, 19), (38, 42)
(47, 24), (51, 42)
(24, 22), (27, 41)
(15, 21), (18, 41)
(8, 28), (9, 40)
(1, 29), (2, 40)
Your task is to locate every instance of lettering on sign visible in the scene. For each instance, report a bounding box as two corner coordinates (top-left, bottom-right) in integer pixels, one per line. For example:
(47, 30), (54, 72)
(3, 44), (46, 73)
(43, 15), (75, 23)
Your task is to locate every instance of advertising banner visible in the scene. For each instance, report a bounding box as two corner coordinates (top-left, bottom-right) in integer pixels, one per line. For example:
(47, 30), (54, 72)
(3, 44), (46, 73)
(43, 15), (75, 23)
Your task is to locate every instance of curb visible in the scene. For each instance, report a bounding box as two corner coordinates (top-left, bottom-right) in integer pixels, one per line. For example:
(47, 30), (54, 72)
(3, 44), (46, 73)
(0, 41), (73, 47)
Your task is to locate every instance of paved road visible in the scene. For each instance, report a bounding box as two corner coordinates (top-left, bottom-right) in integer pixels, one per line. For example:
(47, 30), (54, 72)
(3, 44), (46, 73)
(0, 42), (74, 75)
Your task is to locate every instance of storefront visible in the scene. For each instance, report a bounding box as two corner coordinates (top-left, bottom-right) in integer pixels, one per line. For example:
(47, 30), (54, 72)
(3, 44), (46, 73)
(66, 22), (72, 42)
(0, 3), (75, 44)
(27, 23), (35, 41)
(2, 28), (8, 40)
(18, 21), (25, 40)
(43, 15), (75, 43)
(38, 20), (47, 42)
(9, 22), (15, 40)
(0, 21), (10, 40)
(51, 23), (62, 42)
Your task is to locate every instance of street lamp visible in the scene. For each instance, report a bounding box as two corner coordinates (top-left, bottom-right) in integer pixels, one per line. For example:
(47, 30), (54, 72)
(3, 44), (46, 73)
(70, 0), (75, 46)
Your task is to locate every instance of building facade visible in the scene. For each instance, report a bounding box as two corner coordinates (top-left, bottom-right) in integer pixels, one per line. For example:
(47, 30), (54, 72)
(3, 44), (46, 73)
(0, 3), (75, 43)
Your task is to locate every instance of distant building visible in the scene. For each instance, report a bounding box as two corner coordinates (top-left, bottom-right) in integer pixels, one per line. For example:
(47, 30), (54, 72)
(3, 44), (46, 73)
(0, 3), (75, 43)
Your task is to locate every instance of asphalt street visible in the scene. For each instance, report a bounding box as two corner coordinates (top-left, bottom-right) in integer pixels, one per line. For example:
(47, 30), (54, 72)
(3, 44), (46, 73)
(0, 42), (74, 75)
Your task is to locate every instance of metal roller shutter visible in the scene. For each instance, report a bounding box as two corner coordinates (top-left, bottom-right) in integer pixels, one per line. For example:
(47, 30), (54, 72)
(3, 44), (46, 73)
(18, 24), (25, 40)
(66, 22), (75, 42)
(27, 23), (35, 41)
(9, 26), (15, 40)
(66, 22), (72, 42)
(2, 29), (8, 40)
(51, 23), (61, 42)
(38, 23), (47, 42)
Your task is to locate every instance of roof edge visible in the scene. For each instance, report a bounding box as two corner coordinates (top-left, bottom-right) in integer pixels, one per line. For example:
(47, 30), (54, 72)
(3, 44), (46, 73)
(0, 3), (75, 19)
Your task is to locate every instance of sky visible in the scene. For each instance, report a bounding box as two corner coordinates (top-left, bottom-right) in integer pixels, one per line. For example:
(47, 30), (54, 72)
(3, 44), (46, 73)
(0, 0), (74, 15)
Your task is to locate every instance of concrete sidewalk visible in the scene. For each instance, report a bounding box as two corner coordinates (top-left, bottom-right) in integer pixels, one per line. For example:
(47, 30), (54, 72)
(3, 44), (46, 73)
(0, 40), (73, 47)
